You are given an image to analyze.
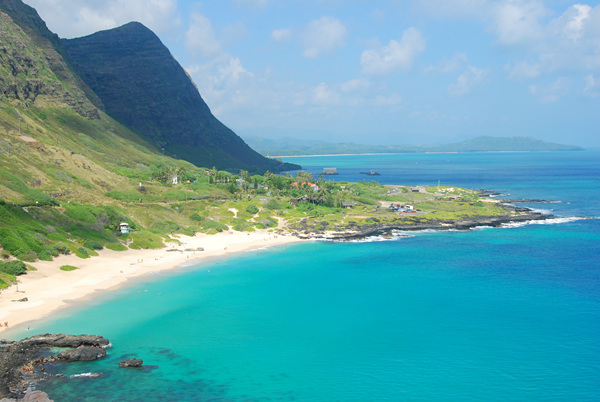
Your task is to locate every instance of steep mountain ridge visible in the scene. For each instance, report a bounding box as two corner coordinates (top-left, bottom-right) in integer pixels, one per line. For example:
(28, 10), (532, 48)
(62, 22), (295, 172)
(0, 1), (101, 119)
(0, 2), (209, 208)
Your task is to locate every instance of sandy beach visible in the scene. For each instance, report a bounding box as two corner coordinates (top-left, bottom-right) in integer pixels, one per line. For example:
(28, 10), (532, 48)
(0, 230), (302, 334)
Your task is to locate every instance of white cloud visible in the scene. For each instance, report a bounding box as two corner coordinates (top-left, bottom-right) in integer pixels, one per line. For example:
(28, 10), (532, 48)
(306, 82), (402, 108)
(529, 77), (570, 103)
(185, 13), (221, 59)
(312, 83), (341, 105)
(548, 3), (591, 41)
(505, 60), (540, 80)
(301, 17), (347, 58)
(447, 66), (489, 96)
(584, 74), (600, 97)
(425, 52), (468, 74)
(23, 0), (179, 38)
(419, 1), (600, 76)
(340, 78), (371, 93)
(540, 4), (600, 71)
(218, 57), (254, 84)
(360, 27), (426, 75)
(488, 1), (548, 46)
(271, 28), (292, 42)
(185, 53), (255, 115)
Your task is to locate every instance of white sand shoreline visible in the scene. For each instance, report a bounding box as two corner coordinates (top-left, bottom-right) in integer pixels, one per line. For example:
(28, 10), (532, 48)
(0, 230), (303, 335)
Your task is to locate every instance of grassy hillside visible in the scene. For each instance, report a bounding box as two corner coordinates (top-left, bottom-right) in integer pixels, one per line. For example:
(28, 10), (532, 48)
(0, 5), (246, 282)
(0, 1), (525, 293)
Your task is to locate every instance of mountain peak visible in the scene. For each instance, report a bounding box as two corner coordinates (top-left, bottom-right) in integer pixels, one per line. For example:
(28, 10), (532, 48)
(62, 22), (296, 171)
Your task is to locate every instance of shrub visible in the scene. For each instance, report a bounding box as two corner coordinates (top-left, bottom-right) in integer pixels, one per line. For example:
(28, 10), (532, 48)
(83, 240), (103, 250)
(75, 247), (90, 259)
(52, 243), (71, 255)
(64, 204), (97, 225)
(200, 219), (228, 233)
(357, 197), (378, 206)
(129, 232), (165, 250)
(0, 260), (27, 275)
(190, 213), (205, 222)
(150, 220), (180, 233)
(37, 250), (53, 261)
(258, 218), (278, 228)
(18, 251), (38, 262)
(105, 243), (127, 251)
(178, 227), (195, 236)
(0, 233), (28, 256)
(245, 204), (259, 214)
(265, 199), (282, 210)
(24, 190), (56, 206)
(60, 265), (79, 271)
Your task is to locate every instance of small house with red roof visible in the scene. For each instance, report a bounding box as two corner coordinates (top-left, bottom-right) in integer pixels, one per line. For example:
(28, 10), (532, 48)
(291, 182), (319, 191)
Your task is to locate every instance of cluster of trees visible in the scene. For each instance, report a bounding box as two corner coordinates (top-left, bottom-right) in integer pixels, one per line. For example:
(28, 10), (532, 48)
(231, 170), (363, 209)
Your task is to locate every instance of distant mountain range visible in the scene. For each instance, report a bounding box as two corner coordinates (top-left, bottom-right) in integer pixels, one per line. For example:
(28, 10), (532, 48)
(244, 136), (583, 156)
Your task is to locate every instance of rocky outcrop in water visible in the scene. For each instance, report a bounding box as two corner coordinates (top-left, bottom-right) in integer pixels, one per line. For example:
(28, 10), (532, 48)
(57, 346), (107, 362)
(118, 358), (143, 368)
(0, 334), (109, 399)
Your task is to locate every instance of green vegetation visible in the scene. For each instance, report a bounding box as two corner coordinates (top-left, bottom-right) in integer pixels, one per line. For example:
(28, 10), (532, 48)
(0, 3), (518, 287)
(75, 247), (90, 259)
(83, 240), (103, 250)
(60, 265), (79, 271)
(105, 243), (128, 251)
(0, 260), (27, 276)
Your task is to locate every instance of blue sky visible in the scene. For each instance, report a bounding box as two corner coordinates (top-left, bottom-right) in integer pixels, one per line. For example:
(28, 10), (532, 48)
(23, 0), (600, 147)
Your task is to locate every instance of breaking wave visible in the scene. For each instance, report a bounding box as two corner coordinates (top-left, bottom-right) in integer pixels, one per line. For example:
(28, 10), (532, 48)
(70, 372), (102, 379)
(501, 216), (587, 228)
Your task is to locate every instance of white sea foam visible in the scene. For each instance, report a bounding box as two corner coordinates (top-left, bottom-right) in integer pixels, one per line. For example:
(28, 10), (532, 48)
(527, 207), (553, 215)
(316, 215), (591, 241)
(324, 231), (414, 243)
(501, 216), (585, 228)
(70, 372), (101, 379)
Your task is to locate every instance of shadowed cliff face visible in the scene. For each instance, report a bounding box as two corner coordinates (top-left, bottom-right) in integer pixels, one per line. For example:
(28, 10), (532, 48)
(62, 22), (295, 172)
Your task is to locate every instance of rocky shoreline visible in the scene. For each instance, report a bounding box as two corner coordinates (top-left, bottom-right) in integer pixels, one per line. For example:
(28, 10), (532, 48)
(0, 334), (110, 400)
(292, 202), (552, 240)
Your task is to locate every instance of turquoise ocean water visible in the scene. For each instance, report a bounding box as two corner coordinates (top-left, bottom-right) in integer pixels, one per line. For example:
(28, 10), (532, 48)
(6, 150), (600, 401)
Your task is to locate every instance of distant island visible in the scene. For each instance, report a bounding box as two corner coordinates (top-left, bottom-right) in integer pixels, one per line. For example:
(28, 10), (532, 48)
(244, 136), (583, 157)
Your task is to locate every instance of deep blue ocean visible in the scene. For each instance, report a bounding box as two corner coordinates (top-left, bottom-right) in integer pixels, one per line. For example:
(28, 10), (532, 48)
(6, 151), (600, 401)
